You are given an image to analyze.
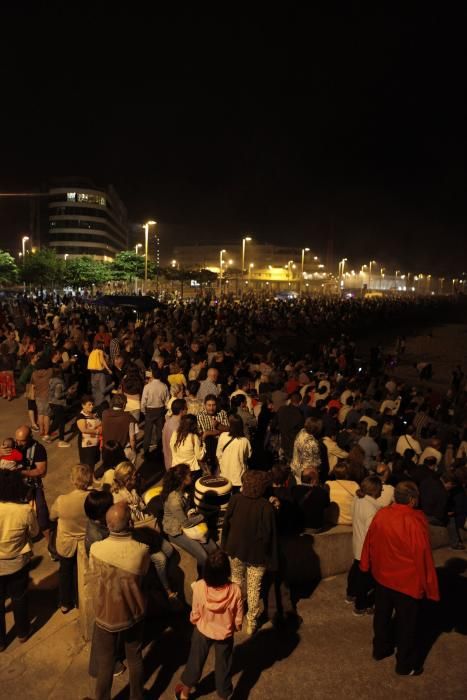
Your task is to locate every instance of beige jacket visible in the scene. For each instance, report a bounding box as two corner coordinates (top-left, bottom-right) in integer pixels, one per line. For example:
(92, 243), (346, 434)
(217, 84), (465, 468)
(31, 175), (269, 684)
(50, 489), (89, 557)
(0, 501), (39, 574)
(89, 532), (150, 632)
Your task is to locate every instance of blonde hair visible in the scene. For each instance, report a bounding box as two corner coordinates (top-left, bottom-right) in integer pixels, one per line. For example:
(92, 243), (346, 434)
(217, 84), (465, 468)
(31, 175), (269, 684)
(71, 463), (93, 490)
(111, 461), (136, 494)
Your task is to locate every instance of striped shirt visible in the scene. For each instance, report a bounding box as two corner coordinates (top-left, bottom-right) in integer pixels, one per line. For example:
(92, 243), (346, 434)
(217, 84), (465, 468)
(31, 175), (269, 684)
(197, 409), (229, 434)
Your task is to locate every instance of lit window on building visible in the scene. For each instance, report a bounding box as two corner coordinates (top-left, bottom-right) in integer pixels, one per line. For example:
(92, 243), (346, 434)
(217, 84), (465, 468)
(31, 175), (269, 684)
(99, 196), (106, 206)
(67, 192), (76, 201)
(77, 193), (89, 202)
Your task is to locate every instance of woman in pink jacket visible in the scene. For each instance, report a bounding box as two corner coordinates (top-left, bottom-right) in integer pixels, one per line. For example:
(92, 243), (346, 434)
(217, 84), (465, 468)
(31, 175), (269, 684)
(175, 550), (243, 700)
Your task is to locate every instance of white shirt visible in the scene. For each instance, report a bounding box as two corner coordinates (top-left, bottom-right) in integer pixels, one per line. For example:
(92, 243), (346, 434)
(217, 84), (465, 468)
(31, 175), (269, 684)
(375, 483), (395, 508)
(395, 434), (422, 457)
(352, 494), (380, 560)
(379, 398), (400, 415)
(419, 446), (442, 466)
(216, 433), (252, 486)
(322, 436), (348, 471)
(170, 432), (206, 472)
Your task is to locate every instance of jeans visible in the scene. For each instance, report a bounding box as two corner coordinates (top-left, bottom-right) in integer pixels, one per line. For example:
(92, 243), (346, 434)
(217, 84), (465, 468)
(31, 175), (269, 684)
(373, 583), (420, 673)
(91, 372), (108, 407)
(168, 533), (218, 566)
(181, 627), (234, 699)
(93, 621), (144, 700)
(59, 553), (77, 608)
(150, 538), (174, 591)
(143, 407), (165, 452)
(347, 559), (374, 610)
(230, 557), (266, 627)
(0, 565), (30, 645)
(50, 404), (67, 440)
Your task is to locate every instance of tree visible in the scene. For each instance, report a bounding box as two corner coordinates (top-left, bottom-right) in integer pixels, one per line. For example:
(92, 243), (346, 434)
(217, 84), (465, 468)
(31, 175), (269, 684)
(62, 256), (109, 289)
(21, 249), (64, 287)
(192, 268), (218, 286)
(0, 251), (19, 285)
(110, 251), (146, 286)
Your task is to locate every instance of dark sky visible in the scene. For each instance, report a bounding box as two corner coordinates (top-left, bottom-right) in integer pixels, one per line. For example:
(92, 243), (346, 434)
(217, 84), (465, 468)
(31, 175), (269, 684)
(0, 4), (465, 273)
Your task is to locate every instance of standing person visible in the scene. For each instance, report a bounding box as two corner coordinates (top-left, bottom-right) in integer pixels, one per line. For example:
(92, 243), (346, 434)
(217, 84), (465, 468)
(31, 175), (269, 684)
(197, 395), (229, 474)
(175, 551), (243, 700)
(162, 398), (187, 470)
(217, 415), (252, 491)
(170, 413), (206, 479)
(101, 394), (137, 463)
(47, 368), (73, 447)
(77, 396), (102, 470)
(14, 425), (50, 537)
(360, 481), (440, 676)
(221, 470), (278, 635)
(0, 471), (39, 649)
(346, 476), (382, 614)
(185, 380), (204, 416)
(197, 368), (221, 402)
(290, 417), (322, 484)
(49, 463), (93, 613)
(87, 341), (112, 408)
(31, 355), (53, 438)
(89, 502), (150, 700)
(325, 462), (360, 525)
(18, 351), (40, 431)
(141, 366), (169, 458)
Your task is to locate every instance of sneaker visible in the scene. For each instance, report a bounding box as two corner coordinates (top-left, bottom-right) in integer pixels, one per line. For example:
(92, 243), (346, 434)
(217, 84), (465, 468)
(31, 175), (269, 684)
(345, 595), (356, 605)
(57, 441), (71, 448)
(352, 607), (367, 616)
(31, 425), (40, 432)
(395, 667), (424, 676)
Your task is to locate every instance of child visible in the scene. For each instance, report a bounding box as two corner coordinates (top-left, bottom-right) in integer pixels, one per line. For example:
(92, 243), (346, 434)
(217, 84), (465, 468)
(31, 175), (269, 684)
(175, 550), (243, 700)
(0, 437), (23, 470)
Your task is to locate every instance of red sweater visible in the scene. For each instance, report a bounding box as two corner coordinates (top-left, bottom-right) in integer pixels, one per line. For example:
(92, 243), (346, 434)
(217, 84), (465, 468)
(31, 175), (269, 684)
(360, 503), (439, 601)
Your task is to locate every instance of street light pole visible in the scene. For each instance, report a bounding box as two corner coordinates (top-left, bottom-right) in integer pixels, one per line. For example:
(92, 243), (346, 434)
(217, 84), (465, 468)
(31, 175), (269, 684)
(135, 243), (142, 254)
(22, 236), (29, 259)
(369, 260), (376, 290)
(241, 236), (252, 296)
(143, 221), (156, 294)
(301, 247), (310, 295)
(219, 249), (226, 296)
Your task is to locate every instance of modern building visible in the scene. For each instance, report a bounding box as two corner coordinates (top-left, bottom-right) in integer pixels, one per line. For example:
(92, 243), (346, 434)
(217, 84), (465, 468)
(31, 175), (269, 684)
(46, 179), (130, 259)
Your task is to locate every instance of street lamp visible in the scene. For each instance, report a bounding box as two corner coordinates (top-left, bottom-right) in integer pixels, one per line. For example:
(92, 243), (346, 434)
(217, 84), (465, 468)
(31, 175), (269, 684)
(22, 236), (29, 258)
(368, 260), (376, 289)
(142, 220), (156, 293)
(338, 258), (347, 286)
(135, 243), (142, 254)
(301, 247), (310, 294)
(219, 249), (226, 295)
(64, 254), (68, 261)
(241, 236), (252, 294)
(249, 262), (254, 283)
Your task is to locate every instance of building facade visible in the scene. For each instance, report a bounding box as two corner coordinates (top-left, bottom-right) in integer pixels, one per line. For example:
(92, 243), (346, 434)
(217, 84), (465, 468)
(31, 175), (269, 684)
(47, 179), (129, 259)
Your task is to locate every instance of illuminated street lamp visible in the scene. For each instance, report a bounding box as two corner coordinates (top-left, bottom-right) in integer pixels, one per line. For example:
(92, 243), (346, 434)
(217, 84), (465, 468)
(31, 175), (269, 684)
(368, 260), (376, 289)
(241, 236), (252, 295)
(135, 243), (142, 254)
(301, 247), (310, 294)
(249, 262), (254, 282)
(219, 249), (226, 295)
(22, 236), (29, 258)
(142, 220), (156, 293)
(338, 258), (347, 286)
(64, 254), (69, 261)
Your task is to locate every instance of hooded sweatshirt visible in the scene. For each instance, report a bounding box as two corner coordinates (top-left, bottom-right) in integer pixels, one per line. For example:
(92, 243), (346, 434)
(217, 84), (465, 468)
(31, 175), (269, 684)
(190, 580), (243, 640)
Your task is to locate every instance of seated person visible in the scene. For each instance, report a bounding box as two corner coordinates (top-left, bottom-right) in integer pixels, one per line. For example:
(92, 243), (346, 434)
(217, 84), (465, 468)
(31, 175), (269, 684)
(325, 462), (359, 525)
(0, 437), (23, 470)
(291, 467), (330, 531)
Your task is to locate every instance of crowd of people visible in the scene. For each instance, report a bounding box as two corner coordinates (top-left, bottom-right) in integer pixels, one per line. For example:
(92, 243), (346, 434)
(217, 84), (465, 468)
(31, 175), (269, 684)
(0, 291), (466, 699)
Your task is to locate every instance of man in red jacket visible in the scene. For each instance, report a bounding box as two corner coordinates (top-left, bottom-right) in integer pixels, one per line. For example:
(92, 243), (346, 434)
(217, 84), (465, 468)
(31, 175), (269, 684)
(360, 480), (439, 676)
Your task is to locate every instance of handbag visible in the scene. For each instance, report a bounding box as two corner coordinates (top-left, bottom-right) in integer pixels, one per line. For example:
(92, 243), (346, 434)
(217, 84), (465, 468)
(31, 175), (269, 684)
(182, 520), (208, 543)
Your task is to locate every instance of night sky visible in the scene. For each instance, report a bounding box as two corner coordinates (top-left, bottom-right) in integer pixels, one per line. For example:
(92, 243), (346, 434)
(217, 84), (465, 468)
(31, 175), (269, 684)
(0, 5), (465, 274)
